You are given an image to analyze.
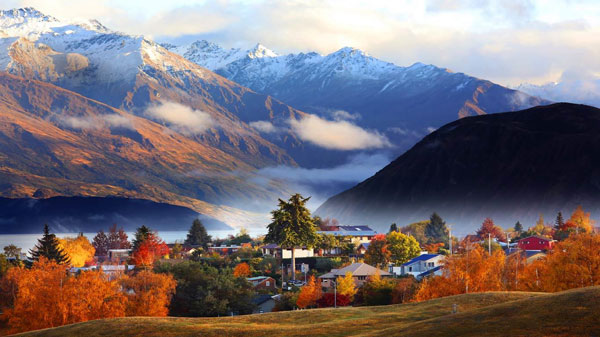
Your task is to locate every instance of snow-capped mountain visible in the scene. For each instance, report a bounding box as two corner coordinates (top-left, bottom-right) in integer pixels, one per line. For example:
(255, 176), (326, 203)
(515, 80), (600, 108)
(172, 40), (550, 155)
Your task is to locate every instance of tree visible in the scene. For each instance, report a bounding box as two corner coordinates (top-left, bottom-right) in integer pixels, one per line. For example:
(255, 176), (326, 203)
(265, 193), (318, 280)
(514, 221), (523, 234)
(391, 277), (418, 304)
(120, 270), (176, 317)
(317, 293), (351, 307)
(107, 224), (131, 250)
(132, 225), (152, 252)
(229, 228), (252, 245)
(92, 230), (109, 257)
(555, 212), (565, 230)
(476, 218), (506, 241)
(58, 235), (96, 267)
(185, 219), (211, 249)
(568, 206), (594, 233)
(29, 224), (70, 265)
(386, 231), (421, 265)
(233, 262), (251, 277)
(425, 213), (449, 244)
(364, 234), (390, 268)
(154, 261), (255, 316)
(400, 221), (429, 246)
(296, 275), (321, 309)
(423, 242), (445, 254)
(336, 271), (357, 301)
(131, 237), (169, 267)
(389, 223), (398, 233)
(530, 214), (552, 236)
(359, 271), (395, 306)
(3, 244), (21, 259)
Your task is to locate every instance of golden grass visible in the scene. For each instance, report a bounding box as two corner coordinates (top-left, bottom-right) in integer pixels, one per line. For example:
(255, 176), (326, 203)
(13, 287), (600, 337)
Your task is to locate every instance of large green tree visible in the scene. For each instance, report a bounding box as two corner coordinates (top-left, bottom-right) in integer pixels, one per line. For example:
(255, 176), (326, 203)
(425, 213), (449, 245)
(132, 225), (152, 252)
(386, 231), (421, 265)
(265, 193), (318, 280)
(29, 224), (70, 264)
(185, 219), (212, 249)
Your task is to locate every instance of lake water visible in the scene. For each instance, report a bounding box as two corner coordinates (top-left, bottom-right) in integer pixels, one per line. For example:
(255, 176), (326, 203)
(0, 228), (267, 253)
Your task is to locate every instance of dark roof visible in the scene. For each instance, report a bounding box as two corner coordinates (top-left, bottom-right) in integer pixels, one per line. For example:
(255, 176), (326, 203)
(419, 266), (442, 278)
(251, 294), (274, 306)
(261, 243), (279, 249)
(402, 254), (440, 266)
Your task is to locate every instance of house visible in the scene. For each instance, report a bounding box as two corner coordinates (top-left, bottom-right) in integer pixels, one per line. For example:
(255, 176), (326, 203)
(247, 276), (277, 291)
(252, 294), (278, 313)
(319, 262), (392, 288)
(517, 235), (555, 251)
(391, 253), (443, 279)
(357, 242), (370, 256)
(207, 245), (241, 255)
(261, 244), (314, 259)
(108, 249), (130, 262)
(318, 225), (378, 245)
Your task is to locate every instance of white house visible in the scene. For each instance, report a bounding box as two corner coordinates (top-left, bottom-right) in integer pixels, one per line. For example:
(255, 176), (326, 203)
(261, 244), (314, 259)
(390, 253), (443, 279)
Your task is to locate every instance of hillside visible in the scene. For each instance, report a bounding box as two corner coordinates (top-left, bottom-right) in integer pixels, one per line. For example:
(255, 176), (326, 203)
(316, 103), (600, 233)
(16, 287), (600, 336)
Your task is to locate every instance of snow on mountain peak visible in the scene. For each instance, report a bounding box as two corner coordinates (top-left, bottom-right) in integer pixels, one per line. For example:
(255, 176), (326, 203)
(247, 43), (277, 58)
(0, 7), (57, 22)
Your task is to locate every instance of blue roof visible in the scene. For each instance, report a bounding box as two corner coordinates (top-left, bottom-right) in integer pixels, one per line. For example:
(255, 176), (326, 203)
(359, 242), (370, 249)
(402, 254), (440, 266)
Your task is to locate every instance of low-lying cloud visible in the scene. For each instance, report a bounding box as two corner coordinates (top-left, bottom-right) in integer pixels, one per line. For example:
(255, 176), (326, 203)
(56, 113), (134, 130)
(249, 120), (278, 133)
(146, 101), (213, 135)
(290, 114), (391, 150)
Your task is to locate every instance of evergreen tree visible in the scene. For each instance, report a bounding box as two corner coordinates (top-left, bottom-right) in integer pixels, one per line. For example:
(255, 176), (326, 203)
(29, 224), (70, 264)
(132, 225), (152, 252)
(389, 223), (398, 233)
(265, 193), (318, 280)
(184, 219), (212, 249)
(424, 213), (449, 244)
(555, 212), (565, 230)
(514, 221), (523, 234)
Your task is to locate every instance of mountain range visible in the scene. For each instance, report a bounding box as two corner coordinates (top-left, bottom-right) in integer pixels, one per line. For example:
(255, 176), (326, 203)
(316, 103), (600, 234)
(0, 7), (555, 231)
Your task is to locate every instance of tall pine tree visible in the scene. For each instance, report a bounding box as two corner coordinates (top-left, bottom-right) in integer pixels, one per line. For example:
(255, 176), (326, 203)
(425, 212), (449, 244)
(29, 224), (70, 264)
(555, 212), (565, 230)
(132, 225), (152, 252)
(184, 219), (211, 249)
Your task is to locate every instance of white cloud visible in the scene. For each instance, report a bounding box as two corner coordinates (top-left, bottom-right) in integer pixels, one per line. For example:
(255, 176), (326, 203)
(145, 101), (213, 135)
(329, 110), (360, 121)
(249, 120), (278, 133)
(56, 113), (134, 130)
(426, 126), (437, 133)
(289, 114), (391, 150)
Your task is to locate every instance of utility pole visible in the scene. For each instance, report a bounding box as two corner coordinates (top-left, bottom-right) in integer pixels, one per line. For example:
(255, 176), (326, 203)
(488, 233), (491, 255)
(448, 224), (452, 255)
(333, 280), (337, 308)
(281, 262), (284, 292)
(505, 232), (511, 254)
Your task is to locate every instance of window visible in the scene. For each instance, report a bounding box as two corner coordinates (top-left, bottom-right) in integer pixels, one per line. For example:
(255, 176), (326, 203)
(266, 281), (270, 286)
(409, 266), (412, 272)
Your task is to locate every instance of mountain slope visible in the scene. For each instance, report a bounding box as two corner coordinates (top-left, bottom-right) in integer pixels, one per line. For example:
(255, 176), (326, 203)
(0, 8), (308, 168)
(0, 72), (276, 228)
(316, 103), (600, 233)
(172, 40), (549, 159)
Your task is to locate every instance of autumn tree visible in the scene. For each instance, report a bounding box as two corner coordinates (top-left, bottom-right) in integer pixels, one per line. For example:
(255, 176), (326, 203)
(265, 193), (318, 279)
(336, 271), (357, 301)
(296, 275), (321, 309)
(92, 230), (109, 257)
(400, 220), (429, 246)
(58, 234), (96, 267)
(233, 262), (251, 277)
(425, 213), (449, 245)
(131, 236), (169, 267)
(120, 270), (176, 316)
(29, 224), (70, 265)
(107, 224), (131, 250)
(391, 277), (419, 304)
(3, 244), (21, 259)
(530, 214), (552, 237)
(386, 231), (420, 265)
(359, 271), (395, 306)
(423, 242), (445, 254)
(568, 206), (594, 233)
(476, 218), (506, 241)
(185, 219), (212, 249)
(364, 234), (390, 268)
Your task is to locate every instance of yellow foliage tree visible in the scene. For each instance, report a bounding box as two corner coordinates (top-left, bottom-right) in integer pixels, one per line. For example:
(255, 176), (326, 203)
(296, 275), (322, 309)
(58, 235), (95, 267)
(568, 206), (594, 233)
(336, 271), (357, 301)
(233, 262), (251, 277)
(120, 270), (176, 316)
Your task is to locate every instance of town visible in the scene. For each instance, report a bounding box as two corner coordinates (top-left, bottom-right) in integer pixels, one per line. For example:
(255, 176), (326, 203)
(1, 193), (598, 334)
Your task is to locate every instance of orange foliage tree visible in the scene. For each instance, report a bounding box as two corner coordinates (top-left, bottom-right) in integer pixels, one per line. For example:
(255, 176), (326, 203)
(120, 270), (176, 316)
(233, 262), (251, 277)
(131, 236), (169, 267)
(58, 235), (96, 267)
(423, 242), (445, 253)
(568, 206), (594, 233)
(0, 258), (126, 334)
(296, 275), (322, 309)
(364, 234), (390, 268)
(415, 244), (505, 301)
(476, 218), (506, 241)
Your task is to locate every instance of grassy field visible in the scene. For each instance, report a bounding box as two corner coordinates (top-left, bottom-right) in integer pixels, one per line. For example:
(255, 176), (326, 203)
(15, 287), (600, 337)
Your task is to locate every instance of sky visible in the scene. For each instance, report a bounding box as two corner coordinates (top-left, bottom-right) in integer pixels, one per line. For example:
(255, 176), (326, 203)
(3, 0), (599, 87)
